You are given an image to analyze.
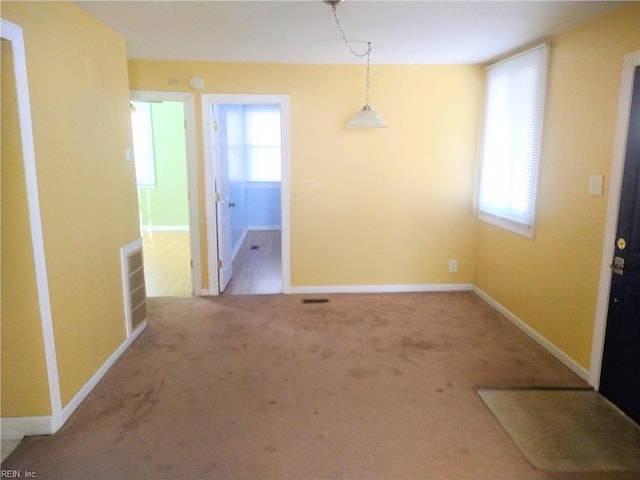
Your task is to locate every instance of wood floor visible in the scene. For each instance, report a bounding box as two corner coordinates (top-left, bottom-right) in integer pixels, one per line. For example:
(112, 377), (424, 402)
(142, 230), (192, 297)
(142, 230), (281, 297)
(225, 230), (282, 295)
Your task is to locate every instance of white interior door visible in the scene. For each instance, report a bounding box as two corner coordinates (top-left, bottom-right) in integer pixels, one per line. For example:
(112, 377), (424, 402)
(202, 93), (291, 295)
(214, 106), (233, 291)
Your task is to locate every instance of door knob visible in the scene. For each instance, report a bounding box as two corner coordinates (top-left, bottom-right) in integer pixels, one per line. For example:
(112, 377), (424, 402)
(229, 202), (236, 208)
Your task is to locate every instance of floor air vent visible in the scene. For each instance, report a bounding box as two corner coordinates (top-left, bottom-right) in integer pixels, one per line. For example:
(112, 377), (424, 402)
(302, 298), (329, 304)
(121, 238), (147, 336)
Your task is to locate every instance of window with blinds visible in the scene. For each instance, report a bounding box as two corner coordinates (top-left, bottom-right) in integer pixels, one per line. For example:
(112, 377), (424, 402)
(477, 44), (549, 238)
(244, 105), (281, 182)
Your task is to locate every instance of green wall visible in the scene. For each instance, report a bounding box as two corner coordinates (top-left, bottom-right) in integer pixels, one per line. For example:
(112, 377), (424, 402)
(138, 101), (189, 228)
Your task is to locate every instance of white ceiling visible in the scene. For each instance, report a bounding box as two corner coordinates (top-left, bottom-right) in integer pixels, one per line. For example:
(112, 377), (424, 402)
(76, 1), (627, 65)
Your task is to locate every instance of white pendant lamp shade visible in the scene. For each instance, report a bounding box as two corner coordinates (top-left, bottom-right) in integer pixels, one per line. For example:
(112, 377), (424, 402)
(347, 105), (388, 129)
(326, 0), (388, 129)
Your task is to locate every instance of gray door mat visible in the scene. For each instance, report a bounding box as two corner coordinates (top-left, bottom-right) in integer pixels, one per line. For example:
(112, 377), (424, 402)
(478, 388), (640, 472)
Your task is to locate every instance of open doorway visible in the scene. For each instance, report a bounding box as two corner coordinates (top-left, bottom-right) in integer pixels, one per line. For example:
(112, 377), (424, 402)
(130, 92), (200, 297)
(217, 103), (282, 295)
(202, 94), (290, 295)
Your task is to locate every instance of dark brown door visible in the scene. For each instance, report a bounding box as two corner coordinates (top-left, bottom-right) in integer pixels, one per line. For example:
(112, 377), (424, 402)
(600, 66), (640, 425)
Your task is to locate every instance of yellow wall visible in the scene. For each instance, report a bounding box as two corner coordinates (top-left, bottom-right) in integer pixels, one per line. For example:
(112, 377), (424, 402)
(1, 2), (139, 408)
(128, 62), (484, 289)
(1, 38), (51, 416)
(2, 0), (635, 422)
(475, 3), (640, 369)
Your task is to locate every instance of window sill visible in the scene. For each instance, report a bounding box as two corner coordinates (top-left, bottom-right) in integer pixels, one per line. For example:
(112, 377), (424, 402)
(477, 211), (535, 239)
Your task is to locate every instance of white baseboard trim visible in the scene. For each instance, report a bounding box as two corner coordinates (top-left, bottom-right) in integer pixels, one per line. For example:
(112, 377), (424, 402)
(140, 225), (189, 232)
(231, 229), (248, 261)
(472, 286), (589, 381)
(0, 322), (148, 440)
(289, 283), (473, 295)
(60, 320), (148, 427)
(1, 286), (591, 440)
(248, 226), (281, 231)
(0, 416), (53, 440)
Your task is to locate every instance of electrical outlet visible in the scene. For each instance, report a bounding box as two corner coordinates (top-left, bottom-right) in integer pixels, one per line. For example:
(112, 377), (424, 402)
(449, 260), (458, 273)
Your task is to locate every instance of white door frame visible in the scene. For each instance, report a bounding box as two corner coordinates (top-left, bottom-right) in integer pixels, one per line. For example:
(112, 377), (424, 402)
(201, 94), (291, 295)
(590, 50), (640, 388)
(130, 90), (203, 295)
(1, 18), (63, 434)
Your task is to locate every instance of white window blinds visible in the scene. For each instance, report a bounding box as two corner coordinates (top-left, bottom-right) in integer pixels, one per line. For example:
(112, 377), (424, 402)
(244, 105), (281, 182)
(477, 44), (549, 237)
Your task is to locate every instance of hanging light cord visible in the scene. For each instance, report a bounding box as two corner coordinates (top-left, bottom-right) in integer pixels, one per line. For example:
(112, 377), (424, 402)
(364, 43), (371, 108)
(330, 4), (371, 58)
(330, 4), (373, 108)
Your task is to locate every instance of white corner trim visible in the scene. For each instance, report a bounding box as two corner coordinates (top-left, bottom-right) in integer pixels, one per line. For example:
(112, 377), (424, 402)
(0, 416), (54, 440)
(279, 95), (292, 295)
(61, 321), (147, 427)
(473, 286), (589, 381)
(1, 18), (63, 433)
(289, 283), (474, 295)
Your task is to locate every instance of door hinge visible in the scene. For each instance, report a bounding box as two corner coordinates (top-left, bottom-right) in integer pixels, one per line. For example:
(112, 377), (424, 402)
(190, 259), (193, 268)
(215, 192), (221, 202)
(218, 259), (223, 269)
(212, 121), (218, 131)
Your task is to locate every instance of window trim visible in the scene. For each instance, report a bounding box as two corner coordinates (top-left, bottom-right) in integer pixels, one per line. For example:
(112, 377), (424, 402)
(476, 43), (550, 239)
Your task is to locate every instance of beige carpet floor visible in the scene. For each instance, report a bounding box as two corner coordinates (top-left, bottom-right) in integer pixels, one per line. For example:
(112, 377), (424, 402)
(3, 292), (638, 479)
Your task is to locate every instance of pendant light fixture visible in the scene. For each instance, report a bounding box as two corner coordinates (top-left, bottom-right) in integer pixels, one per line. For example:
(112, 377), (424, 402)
(325, 0), (388, 129)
